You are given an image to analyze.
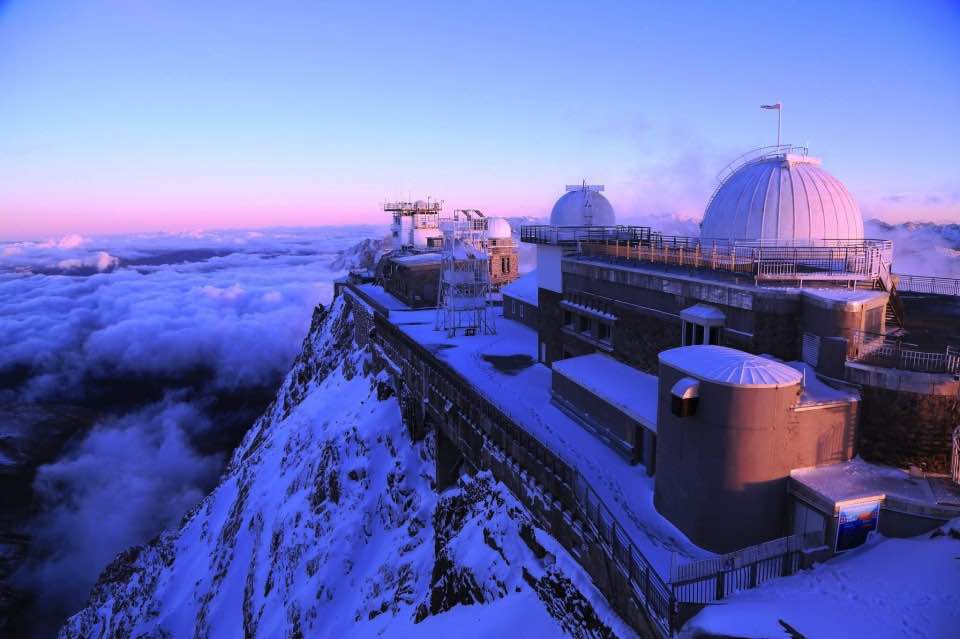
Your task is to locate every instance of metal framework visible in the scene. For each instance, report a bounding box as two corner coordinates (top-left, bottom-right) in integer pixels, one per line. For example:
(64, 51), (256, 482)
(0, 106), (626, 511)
(385, 199), (443, 250)
(435, 209), (495, 336)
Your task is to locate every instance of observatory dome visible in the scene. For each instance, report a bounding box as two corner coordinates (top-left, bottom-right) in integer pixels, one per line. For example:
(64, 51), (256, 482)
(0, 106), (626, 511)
(550, 187), (615, 226)
(700, 152), (863, 242)
(485, 217), (512, 239)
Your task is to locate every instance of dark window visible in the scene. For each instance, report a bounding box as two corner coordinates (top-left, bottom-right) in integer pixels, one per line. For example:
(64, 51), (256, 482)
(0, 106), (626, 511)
(598, 322), (611, 342)
(519, 303), (525, 319)
(563, 310), (573, 327)
(694, 324), (705, 345)
(579, 315), (591, 334)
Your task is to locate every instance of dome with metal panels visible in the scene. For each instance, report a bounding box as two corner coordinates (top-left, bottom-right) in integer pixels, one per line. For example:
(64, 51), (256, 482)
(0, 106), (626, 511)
(699, 147), (864, 242)
(485, 217), (512, 239)
(550, 184), (615, 226)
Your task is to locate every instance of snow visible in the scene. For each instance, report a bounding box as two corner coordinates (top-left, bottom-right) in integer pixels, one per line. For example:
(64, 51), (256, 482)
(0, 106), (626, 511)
(791, 457), (941, 507)
(355, 282), (411, 312)
(801, 288), (887, 305)
(683, 519), (960, 639)
(390, 252), (442, 266)
(500, 270), (538, 306)
(390, 305), (711, 575)
(786, 361), (860, 406)
(551, 353), (658, 432)
(659, 345), (803, 387)
(679, 303), (725, 322)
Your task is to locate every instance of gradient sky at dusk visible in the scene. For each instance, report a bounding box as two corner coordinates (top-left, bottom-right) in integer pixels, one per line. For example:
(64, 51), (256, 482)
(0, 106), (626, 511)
(1, 0), (958, 238)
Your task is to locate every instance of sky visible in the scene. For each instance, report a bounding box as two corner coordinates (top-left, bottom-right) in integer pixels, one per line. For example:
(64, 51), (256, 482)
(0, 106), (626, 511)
(1, 0), (958, 238)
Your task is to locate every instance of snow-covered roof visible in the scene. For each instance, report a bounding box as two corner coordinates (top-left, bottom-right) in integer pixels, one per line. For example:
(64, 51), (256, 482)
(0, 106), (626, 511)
(801, 288), (888, 310)
(659, 345), (803, 388)
(552, 353), (658, 431)
(680, 303), (725, 323)
(550, 187), (616, 226)
(786, 361), (860, 406)
(790, 458), (938, 507)
(500, 270), (538, 306)
(700, 153), (864, 242)
(391, 252), (441, 266)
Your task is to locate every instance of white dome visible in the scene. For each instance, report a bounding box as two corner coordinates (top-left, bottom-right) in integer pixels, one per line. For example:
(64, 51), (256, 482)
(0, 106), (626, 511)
(485, 217), (512, 239)
(700, 153), (863, 242)
(550, 188), (615, 226)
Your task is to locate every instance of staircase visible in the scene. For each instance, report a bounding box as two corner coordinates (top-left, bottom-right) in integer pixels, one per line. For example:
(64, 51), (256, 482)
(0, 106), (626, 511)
(878, 260), (905, 333)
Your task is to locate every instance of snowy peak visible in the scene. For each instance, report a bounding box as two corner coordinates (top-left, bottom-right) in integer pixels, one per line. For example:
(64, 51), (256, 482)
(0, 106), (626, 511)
(60, 293), (634, 638)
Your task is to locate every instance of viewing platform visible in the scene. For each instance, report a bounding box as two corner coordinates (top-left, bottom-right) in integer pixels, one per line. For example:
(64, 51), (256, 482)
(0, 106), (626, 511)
(522, 225), (894, 286)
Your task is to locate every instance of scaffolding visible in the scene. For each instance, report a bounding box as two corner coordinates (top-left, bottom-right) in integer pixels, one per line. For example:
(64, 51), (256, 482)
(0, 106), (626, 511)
(435, 209), (495, 336)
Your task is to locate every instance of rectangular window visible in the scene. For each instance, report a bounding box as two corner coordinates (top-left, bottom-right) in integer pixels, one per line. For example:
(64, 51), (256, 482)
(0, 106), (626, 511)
(598, 322), (611, 342)
(512, 299), (517, 314)
(694, 324), (705, 345)
(683, 322), (694, 346)
(579, 315), (591, 334)
(708, 326), (721, 345)
(519, 303), (525, 319)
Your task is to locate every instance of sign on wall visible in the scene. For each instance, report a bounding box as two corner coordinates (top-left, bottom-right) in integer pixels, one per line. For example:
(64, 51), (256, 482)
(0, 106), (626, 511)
(835, 501), (881, 552)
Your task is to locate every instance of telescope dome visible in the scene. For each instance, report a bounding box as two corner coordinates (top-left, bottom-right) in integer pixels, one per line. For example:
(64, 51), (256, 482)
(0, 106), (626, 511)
(485, 217), (512, 239)
(700, 151), (863, 242)
(550, 186), (615, 226)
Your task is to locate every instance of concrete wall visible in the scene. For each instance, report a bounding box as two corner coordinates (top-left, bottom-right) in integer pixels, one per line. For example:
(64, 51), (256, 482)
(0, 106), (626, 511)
(383, 263), (439, 308)
(654, 363), (856, 553)
(856, 381), (960, 473)
(502, 294), (539, 330)
(551, 371), (650, 466)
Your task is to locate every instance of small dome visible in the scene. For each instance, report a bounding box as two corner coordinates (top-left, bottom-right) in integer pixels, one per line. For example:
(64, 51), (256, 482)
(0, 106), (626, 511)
(700, 151), (863, 242)
(413, 199), (429, 209)
(550, 187), (615, 226)
(485, 217), (512, 239)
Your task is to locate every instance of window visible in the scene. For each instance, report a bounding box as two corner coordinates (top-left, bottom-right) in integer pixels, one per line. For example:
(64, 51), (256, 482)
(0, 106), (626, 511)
(578, 315), (591, 334)
(708, 326), (721, 345)
(512, 299), (517, 315)
(598, 322), (611, 342)
(519, 303), (525, 319)
(501, 256), (511, 273)
(563, 310), (573, 327)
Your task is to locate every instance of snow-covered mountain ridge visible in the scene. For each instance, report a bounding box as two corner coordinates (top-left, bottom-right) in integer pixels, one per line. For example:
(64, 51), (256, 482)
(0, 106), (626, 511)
(59, 294), (634, 638)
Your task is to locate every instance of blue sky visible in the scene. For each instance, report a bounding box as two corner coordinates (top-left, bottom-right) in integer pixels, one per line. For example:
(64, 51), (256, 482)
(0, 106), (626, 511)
(1, 0), (958, 237)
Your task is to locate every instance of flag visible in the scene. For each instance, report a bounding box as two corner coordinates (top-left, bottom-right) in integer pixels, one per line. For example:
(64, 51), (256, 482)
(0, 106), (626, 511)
(761, 103), (781, 110)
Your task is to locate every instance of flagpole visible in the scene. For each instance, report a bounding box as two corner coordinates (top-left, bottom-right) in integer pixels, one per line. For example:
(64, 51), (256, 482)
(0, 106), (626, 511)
(777, 101), (782, 148)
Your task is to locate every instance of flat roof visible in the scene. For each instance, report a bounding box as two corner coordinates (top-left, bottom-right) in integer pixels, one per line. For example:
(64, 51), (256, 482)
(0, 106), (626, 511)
(552, 353), (658, 431)
(390, 252), (441, 266)
(380, 291), (712, 574)
(790, 458), (960, 518)
(500, 269), (538, 306)
(659, 345), (803, 388)
(354, 283), (411, 312)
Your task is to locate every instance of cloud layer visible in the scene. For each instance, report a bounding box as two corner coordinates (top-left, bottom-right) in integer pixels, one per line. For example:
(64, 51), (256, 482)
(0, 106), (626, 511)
(0, 225), (384, 635)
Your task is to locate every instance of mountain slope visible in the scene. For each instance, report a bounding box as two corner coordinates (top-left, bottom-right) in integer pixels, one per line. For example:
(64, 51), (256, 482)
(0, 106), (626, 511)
(60, 295), (634, 638)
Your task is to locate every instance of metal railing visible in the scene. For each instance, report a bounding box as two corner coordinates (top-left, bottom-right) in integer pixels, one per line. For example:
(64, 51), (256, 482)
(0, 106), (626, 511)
(520, 224), (656, 245)
(671, 533), (813, 604)
(849, 330), (960, 375)
(577, 236), (892, 283)
(894, 273), (960, 297)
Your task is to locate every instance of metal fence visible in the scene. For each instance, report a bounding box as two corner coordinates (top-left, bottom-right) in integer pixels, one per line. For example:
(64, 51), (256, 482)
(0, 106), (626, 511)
(849, 330), (960, 375)
(520, 225), (893, 284)
(671, 534), (809, 603)
(894, 273), (960, 297)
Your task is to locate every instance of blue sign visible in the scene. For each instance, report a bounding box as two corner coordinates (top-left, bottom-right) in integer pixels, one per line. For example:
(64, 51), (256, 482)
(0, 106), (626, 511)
(835, 501), (881, 552)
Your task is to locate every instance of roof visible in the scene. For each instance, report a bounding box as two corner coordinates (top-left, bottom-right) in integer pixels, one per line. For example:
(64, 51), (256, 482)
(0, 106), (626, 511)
(680, 303), (725, 322)
(659, 345), (803, 388)
(552, 353), (658, 431)
(390, 252), (442, 267)
(700, 153), (864, 242)
(791, 458), (943, 508)
(501, 270), (538, 306)
(550, 187), (616, 226)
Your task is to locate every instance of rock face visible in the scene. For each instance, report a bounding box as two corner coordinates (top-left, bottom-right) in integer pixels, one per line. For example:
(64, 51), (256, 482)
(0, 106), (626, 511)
(59, 295), (633, 638)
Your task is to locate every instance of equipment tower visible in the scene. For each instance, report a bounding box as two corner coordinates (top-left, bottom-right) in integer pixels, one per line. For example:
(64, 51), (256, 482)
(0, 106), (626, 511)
(435, 209), (495, 336)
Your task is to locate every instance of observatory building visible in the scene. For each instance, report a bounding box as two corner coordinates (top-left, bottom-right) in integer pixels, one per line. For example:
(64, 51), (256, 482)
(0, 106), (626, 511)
(376, 199), (519, 308)
(700, 150), (864, 242)
(550, 182), (616, 226)
(339, 147), (959, 636)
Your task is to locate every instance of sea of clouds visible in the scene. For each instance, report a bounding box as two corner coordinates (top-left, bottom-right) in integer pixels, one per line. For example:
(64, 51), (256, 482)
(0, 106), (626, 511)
(0, 225), (385, 634)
